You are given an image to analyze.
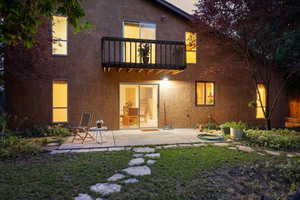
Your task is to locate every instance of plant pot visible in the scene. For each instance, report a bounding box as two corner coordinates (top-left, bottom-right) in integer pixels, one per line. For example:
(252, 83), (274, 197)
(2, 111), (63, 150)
(143, 57), (149, 64)
(221, 127), (230, 135)
(97, 123), (102, 128)
(230, 128), (243, 140)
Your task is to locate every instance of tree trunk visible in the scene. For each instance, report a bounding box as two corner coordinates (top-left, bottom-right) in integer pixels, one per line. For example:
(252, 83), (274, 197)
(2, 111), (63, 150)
(265, 118), (271, 130)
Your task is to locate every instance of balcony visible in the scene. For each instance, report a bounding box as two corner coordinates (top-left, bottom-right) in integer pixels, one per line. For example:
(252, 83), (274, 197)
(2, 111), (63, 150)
(101, 37), (186, 74)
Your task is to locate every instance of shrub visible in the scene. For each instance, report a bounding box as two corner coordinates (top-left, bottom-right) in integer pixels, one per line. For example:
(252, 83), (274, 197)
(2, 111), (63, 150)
(244, 129), (300, 151)
(202, 122), (219, 130)
(46, 125), (71, 137)
(221, 121), (247, 130)
(0, 136), (43, 159)
(15, 124), (71, 138)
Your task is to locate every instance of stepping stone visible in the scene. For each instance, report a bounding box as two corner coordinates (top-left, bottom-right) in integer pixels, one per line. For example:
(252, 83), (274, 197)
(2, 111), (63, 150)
(295, 153), (300, 157)
(90, 148), (108, 152)
(109, 147), (125, 151)
(147, 160), (156, 165)
(228, 147), (237, 150)
(122, 165), (151, 176)
(133, 153), (144, 158)
(133, 147), (155, 153)
(265, 150), (280, 156)
(179, 144), (193, 147)
(155, 146), (163, 149)
(129, 158), (145, 166)
(257, 152), (265, 156)
(125, 147), (132, 151)
(107, 173), (125, 182)
(287, 153), (295, 158)
(71, 149), (90, 153)
(123, 178), (139, 184)
(214, 143), (230, 146)
(145, 153), (160, 159)
(164, 145), (177, 149)
(237, 145), (255, 152)
(74, 193), (93, 200)
(90, 183), (121, 196)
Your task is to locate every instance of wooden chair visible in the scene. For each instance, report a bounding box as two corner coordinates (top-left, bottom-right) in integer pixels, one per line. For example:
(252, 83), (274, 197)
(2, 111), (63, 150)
(72, 112), (95, 144)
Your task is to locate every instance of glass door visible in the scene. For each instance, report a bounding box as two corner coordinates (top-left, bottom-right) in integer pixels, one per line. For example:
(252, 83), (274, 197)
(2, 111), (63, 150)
(120, 84), (158, 129)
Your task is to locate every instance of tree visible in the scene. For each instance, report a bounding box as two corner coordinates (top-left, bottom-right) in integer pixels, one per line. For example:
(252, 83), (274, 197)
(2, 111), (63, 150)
(195, 0), (300, 129)
(0, 0), (90, 47)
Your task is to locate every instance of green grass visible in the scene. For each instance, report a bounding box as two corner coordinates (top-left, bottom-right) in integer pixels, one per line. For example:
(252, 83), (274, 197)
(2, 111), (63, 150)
(0, 145), (293, 200)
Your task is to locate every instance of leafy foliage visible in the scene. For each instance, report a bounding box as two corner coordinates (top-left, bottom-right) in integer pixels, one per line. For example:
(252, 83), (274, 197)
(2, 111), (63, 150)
(220, 121), (247, 130)
(244, 129), (300, 151)
(0, 0), (90, 47)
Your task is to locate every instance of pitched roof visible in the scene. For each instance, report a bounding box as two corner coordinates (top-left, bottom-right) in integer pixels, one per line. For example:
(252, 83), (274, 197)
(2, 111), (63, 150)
(151, 0), (193, 21)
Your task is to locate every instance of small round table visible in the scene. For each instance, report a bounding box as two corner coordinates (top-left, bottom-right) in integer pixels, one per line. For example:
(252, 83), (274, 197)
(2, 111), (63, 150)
(90, 126), (108, 144)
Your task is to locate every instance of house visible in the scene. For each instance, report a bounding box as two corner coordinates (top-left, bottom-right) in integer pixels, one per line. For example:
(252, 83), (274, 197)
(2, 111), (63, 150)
(5, 0), (287, 130)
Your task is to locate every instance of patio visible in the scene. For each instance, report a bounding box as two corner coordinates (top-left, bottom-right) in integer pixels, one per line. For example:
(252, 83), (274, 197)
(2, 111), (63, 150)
(59, 129), (207, 150)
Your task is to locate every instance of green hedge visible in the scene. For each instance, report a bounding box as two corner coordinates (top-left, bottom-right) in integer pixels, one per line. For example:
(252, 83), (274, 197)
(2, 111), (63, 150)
(244, 129), (300, 151)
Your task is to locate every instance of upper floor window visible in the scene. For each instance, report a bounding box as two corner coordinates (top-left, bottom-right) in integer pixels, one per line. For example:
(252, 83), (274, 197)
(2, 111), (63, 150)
(196, 81), (215, 106)
(52, 16), (67, 55)
(186, 32), (197, 64)
(256, 84), (266, 119)
(123, 21), (156, 63)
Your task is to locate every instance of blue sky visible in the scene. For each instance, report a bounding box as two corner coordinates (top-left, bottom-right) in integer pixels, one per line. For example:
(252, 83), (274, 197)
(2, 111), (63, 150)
(166, 0), (197, 14)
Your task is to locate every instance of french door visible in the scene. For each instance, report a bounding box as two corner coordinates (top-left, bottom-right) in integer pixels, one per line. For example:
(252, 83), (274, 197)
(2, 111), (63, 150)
(120, 84), (159, 129)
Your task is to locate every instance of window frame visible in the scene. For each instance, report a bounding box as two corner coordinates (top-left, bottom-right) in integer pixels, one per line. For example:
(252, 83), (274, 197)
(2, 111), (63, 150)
(185, 32), (197, 64)
(256, 84), (267, 119)
(52, 16), (68, 56)
(195, 81), (216, 106)
(52, 80), (69, 123)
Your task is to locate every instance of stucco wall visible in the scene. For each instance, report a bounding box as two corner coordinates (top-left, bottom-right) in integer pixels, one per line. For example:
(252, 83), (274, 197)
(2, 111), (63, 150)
(5, 0), (287, 129)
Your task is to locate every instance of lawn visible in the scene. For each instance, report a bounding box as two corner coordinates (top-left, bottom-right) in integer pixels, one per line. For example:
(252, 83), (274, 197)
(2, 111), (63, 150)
(0, 146), (298, 200)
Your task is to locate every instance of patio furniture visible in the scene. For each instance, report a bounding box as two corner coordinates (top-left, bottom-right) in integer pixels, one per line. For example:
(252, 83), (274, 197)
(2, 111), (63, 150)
(89, 126), (108, 144)
(72, 112), (95, 144)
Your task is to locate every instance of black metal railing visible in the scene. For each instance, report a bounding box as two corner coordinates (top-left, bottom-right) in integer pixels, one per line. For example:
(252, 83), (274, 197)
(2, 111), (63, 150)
(101, 37), (186, 70)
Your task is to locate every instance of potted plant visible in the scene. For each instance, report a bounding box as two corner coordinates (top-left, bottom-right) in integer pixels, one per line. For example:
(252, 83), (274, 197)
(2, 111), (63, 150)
(96, 120), (104, 128)
(220, 122), (231, 135)
(139, 43), (150, 64)
(228, 121), (247, 140)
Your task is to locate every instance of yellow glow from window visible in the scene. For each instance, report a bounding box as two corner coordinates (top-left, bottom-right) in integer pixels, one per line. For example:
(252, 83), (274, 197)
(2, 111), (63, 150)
(197, 82), (205, 105)
(256, 84), (266, 119)
(52, 16), (67, 55)
(206, 83), (214, 105)
(53, 81), (68, 122)
(185, 32), (197, 64)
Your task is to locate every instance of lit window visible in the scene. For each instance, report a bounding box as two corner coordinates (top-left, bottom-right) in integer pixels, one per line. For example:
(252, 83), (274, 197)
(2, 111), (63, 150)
(52, 16), (67, 55)
(196, 82), (215, 105)
(256, 84), (266, 119)
(186, 32), (197, 64)
(53, 81), (68, 122)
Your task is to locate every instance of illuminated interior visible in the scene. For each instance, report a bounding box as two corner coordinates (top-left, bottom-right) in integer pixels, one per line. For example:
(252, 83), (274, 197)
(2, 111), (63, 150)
(256, 84), (266, 118)
(120, 84), (158, 129)
(52, 16), (67, 55)
(186, 32), (197, 64)
(123, 22), (156, 64)
(53, 81), (68, 122)
(196, 82), (214, 105)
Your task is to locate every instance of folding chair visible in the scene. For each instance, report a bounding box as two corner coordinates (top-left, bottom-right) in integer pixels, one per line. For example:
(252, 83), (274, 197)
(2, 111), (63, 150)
(72, 112), (95, 144)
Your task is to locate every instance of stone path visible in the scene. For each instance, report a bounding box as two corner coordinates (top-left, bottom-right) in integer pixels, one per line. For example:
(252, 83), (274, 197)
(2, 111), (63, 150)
(54, 141), (300, 200)
(73, 147), (160, 200)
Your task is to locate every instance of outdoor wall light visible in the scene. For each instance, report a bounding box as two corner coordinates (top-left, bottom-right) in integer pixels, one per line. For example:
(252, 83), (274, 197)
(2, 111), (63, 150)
(162, 77), (169, 81)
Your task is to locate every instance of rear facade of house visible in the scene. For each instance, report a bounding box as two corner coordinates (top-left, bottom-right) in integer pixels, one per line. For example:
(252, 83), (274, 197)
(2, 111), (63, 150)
(5, 0), (287, 130)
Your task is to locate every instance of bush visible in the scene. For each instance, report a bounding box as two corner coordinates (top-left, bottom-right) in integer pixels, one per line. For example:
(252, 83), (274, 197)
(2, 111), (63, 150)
(0, 136), (43, 159)
(15, 124), (71, 138)
(244, 129), (300, 151)
(202, 122), (219, 130)
(220, 121), (247, 130)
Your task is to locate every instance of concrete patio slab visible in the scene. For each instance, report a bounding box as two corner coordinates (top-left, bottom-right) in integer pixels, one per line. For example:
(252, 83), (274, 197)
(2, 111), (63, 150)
(59, 129), (204, 150)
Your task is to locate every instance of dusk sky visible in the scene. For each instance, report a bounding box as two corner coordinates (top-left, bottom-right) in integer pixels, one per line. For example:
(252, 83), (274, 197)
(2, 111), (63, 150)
(166, 0), (197, 14)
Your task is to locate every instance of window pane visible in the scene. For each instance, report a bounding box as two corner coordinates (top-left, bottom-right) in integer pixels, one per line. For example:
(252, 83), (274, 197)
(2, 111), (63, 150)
(187, 51), (196, 64)
(256, 84), (266, 118)
(186, 32), (197, 51)
(53, 81), (68, 108)
(206, 83), (214, 105)
(197, 82), (205, 105)
(53, 108), (68, 123)
(52, 40), (67, 55)
(52, 16), (67, 40)
(124, 22), (140, 39)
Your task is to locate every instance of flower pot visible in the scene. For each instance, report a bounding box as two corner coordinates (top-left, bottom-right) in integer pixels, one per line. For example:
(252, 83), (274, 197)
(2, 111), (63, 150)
(221, 127), (230, 135)
(143, 57), (149, 64)
(230, 128), (243, 140)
